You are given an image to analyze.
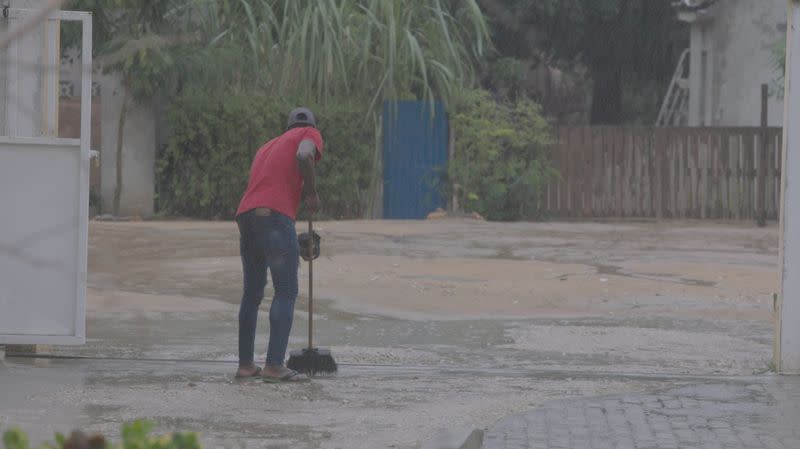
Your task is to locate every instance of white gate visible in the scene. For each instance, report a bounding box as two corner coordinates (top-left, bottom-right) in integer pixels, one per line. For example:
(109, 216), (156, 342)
(0, 8), (92, 345)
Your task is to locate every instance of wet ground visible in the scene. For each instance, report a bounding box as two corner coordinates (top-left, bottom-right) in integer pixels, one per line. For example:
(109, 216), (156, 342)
(0, 220), (782, 448)
(483, 377), (800, 449)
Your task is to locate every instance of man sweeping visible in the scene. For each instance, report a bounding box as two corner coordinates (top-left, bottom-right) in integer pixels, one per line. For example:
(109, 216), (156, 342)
(233, 107), (323, 382)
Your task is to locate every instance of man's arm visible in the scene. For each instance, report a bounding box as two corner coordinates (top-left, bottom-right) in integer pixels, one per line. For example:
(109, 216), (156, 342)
(296, 139), (320, 213)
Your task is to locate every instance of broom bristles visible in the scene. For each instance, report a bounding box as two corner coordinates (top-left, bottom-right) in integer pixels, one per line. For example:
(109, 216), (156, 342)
(287, 348), (338, 376)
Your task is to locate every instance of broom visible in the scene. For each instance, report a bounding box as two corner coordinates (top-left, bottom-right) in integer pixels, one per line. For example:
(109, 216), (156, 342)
(287, 218), (337, 376)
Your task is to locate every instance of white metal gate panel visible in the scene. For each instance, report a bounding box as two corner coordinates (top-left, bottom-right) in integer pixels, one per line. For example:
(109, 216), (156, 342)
(0, 137), (87, 343)
(0, 9), (91, 345)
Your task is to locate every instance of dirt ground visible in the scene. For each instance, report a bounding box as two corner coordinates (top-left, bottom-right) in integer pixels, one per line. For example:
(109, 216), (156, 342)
(1, 219), (779, 448)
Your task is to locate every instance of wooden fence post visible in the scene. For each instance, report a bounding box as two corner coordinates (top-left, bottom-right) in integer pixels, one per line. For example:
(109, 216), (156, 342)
(655, 128), (666, 219)
(758, 83), (769, 227)
(449, 121), (458, 213)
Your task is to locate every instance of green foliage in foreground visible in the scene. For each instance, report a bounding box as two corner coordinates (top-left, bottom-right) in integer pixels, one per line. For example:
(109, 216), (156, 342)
(3, 422), (200, 449)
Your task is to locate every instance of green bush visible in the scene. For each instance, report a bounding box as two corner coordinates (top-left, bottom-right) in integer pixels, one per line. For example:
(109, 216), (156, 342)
(156, 90), (374, 220)
(2, 421), (200, 449)
(447, 89), (555, 221)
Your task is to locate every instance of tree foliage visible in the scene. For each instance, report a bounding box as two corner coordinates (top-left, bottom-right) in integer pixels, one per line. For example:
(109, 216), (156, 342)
(448, 89), (555, 220)
(3, 422), (200, 449)
(63, 0), (490, 217)
(66, 0), (184, 98)
(65, 0), (192, 215)
(68, 0), (489, 111)
(61, 1), (562, 221)
(480, 0), (687, 124)
(203, 0), (488, 112)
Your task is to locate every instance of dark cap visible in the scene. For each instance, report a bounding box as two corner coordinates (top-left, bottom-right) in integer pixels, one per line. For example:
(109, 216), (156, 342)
(286, 107), (317, 130)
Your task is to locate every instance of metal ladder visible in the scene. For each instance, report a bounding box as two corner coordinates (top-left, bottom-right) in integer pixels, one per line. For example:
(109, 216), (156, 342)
(656, 48), (691, 127)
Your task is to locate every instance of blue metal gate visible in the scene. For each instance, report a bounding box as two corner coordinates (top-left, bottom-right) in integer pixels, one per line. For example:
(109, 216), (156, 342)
(382, 101), (448, 219)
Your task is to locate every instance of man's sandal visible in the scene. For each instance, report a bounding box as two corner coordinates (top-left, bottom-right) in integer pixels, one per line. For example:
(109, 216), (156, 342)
(262, 369), (310, 383)
(234, 366), (262, 379)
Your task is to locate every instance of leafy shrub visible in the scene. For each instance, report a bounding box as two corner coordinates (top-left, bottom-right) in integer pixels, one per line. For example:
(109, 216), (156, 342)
(157, 86), (554, 221)
(156, 90), (374, 220)
(447, 89), (555, 221)
(2, 421), (199, 449)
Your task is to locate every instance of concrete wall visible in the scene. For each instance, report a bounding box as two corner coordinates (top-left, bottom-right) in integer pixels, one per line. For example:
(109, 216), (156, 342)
(99, 74), (156, 218)
(59, 98), (102, 193)
(60, 46), (156, 218)
(700, 0), (787, 126)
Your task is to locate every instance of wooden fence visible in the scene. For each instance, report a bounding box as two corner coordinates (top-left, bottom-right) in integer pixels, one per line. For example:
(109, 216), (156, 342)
(544, 126), (783, 220)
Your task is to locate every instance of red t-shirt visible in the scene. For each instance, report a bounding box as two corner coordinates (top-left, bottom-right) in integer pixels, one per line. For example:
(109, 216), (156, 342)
(236, 127), (324, 219)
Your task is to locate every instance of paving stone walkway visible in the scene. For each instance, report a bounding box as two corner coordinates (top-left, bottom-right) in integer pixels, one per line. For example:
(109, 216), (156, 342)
(483, 377), (800, 449)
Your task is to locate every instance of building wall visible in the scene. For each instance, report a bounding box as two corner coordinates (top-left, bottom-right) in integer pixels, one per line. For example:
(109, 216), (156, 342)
(58, 98), (102, 195)
(60, 47), (155, 218)
(99, 74), (156, 218)
(706, 0), (787, 126)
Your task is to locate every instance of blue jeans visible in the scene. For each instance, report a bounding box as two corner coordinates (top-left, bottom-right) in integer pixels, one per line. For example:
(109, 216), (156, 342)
(236, 209), (299, 367)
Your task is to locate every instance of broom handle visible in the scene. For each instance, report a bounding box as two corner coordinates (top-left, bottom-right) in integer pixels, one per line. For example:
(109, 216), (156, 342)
(307, 218), (314, 350)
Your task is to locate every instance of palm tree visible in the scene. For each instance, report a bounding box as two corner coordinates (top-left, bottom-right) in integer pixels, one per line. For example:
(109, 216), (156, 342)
(203, 0), (489, 111)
